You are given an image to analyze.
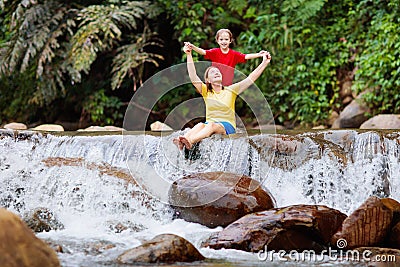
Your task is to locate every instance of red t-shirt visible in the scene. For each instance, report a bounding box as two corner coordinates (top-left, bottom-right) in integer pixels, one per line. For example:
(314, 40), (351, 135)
(204, 48), (246, 86)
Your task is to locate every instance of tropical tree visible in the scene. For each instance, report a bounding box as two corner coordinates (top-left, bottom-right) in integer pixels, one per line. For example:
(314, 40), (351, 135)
(0, 0), (163, 125)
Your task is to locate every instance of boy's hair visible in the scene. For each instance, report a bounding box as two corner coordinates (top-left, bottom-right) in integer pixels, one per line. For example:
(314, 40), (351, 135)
(204, 66), (224, 93)
(215, 28), (233, 42)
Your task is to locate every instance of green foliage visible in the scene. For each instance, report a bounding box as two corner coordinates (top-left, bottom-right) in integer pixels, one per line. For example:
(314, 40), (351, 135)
(69, 1), (149, 80)
(111, 29), (164, 90)
(0, 0), (163, 125)
(237, 0), (341, 126)
(156, 1), (211, 44)
(156, 0), (243, 57)
(0, 71), (39, 125)
(82, 89), (123, 125)
(351, 0), (400, 114)
(156, 0), (348, 127)
(155, 0), (400, 128)
(2, 0), (400, 128)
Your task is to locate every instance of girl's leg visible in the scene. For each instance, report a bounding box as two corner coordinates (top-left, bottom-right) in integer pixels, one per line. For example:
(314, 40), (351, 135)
(172, 137), (184, 150)
(173, 123), (206, 150)
(181, 122), (225, 149)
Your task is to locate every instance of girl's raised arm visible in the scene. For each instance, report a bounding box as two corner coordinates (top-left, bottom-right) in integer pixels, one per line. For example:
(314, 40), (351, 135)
(184, 44), (203, 94)
(185, 42), (206, 56)
(234, 52), (271, 94)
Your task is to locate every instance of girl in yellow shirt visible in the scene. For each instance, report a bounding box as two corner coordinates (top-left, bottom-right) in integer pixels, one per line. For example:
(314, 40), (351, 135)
(173, 43), (271, 150)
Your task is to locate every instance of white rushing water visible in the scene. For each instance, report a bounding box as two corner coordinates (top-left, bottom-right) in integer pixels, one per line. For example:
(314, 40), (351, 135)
(0, 129), (399, 266)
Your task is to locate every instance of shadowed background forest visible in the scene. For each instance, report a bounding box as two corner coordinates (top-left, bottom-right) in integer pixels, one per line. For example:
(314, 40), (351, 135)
(1, 0), (399, 130)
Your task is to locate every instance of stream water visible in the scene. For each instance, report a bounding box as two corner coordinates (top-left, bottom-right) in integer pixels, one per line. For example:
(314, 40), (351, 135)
(0, 129), (399, 267)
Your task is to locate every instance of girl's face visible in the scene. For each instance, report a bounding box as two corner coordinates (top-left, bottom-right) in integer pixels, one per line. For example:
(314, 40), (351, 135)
(206, 67), (222, 83)
(216, 31), (231, 50)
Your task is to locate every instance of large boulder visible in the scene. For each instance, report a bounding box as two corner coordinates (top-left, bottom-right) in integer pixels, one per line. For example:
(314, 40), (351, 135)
(203, 204), (347, 252)
(117, 234), (204, 264)
(169, 172), (275, 228)
(332, 93), (370, 128)
(0, 208), (60, 267)
(331, 196), (393, 249)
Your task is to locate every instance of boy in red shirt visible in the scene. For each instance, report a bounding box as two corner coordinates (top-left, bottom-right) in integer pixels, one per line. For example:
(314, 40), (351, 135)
(185, 28), (266, 86)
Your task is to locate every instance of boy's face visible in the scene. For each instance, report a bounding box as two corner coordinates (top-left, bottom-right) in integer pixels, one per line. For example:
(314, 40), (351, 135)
(217, 32), (231, 50)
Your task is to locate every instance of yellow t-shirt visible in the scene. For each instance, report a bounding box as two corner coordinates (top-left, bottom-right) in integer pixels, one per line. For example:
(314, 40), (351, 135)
(200, 83), (240, 129)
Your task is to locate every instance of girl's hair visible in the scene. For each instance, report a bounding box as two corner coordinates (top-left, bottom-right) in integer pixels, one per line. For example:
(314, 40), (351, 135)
(204, 66), (224, 93)
(215, 28), (233, 42)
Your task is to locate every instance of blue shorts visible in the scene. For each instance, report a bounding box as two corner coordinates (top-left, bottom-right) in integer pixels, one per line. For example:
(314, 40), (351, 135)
(205, 121), (236, 135)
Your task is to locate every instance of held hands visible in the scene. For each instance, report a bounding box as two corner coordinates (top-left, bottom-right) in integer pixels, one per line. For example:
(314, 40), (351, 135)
(184, 42), (194, 49)
(262, 51), (272, 63)
(183, 42), (192, 54)
(258, 50), (272, 63)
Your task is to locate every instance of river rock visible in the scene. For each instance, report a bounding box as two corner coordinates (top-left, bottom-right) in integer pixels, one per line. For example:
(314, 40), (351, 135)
(249, 134), (321, 170)
(23, 207), (64, 232)
(203, 204), (346, 252)
(33, 124), (64, 131)
(0, 208), (60, 267)
(360, 114), (400, 129)
(77, 125), (124, 131)
(169, 172), (275, 228)
(332, 93), (370, 128)
(388, 222), (400, 249)
(150, 121), (173, 131)
(331, 196), (393, 249)
(382, 197), (400, 225)
(252, 124), (285, 130)
(3, 122), (27, 130)
(382, 198), (400, 248)
(117, 234), (204, 264)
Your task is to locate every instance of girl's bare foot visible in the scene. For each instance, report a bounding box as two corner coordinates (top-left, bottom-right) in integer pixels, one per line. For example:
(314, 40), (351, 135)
(179, 136), (193, 150)
(173, 137), (184, 150)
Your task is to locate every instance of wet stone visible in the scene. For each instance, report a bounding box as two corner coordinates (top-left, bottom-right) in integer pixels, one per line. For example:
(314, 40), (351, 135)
(0, 208), (60, 267)
(23, 207), (64, 232)
(203, 204), (347, 252)
(169, 171), (275, 228)
(332, 196), (393, 249)
(117, 233), (204, 264)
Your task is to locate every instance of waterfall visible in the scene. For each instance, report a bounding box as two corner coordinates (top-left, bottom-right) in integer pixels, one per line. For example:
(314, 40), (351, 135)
(0, 129), (399, 266)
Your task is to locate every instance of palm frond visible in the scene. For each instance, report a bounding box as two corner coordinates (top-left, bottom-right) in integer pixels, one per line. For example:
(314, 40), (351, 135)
(1, 0), (77, 105)
(1, 0), (158, 106)
(68, 1), (149, 77)
(111, 32), (163, 90)
(282, 0), (326, 23)
(2, 1), (75, 74)
(30, 60), (66, 105)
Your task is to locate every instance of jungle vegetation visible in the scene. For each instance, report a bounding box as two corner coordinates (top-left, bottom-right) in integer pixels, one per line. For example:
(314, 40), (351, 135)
(0, 0), (399, 129)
